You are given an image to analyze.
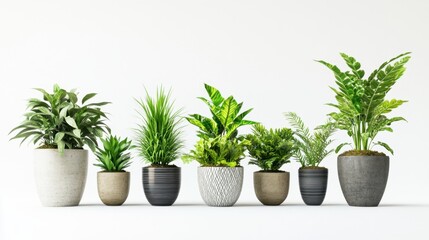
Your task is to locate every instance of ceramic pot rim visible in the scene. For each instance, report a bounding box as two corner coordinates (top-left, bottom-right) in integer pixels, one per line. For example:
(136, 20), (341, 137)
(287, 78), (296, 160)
(198, 166), (243, 169)
(34, 148), (88, 152)
(338, 155), (389, 160)
(254, 171), (289, 174)
(98, 171), (129, 175)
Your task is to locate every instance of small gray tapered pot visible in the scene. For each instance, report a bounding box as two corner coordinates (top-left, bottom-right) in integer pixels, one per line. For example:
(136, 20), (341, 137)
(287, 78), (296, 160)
(338, 155), (389, 207)
(299, 167), (328, 206)
(142, 166), (181, 206)
(97, 171), (130, 206)
(198, 166), (243, 207)
(34, 149), (88, 207)
(254, 171), (289, 205)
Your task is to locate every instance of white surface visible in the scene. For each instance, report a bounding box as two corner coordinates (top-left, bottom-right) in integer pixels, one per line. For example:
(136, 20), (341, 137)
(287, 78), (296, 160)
(1, 0), (429, 239)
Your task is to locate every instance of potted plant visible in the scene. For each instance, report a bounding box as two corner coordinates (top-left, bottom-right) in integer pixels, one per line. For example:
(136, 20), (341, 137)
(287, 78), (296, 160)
(183, 84), (256, 207)
(245, 124), (295, 206)
(94, 135), (132, 206)
(318, 52), (411, 206)
(135, 87), (184, 206)
(286, 112), (335, 206)
(10, 84), (110, 207)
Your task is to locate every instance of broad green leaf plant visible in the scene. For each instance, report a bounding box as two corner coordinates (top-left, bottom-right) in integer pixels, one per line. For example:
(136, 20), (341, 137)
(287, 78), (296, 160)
(10, 84), (110, 152)
(183, 84), (256, 167)
(286, 112), (334, 168)
(135, 87), (184, 167)
(246, 124), (295, 171)
(94, 135), (133, 172)
(317, 52), (410, 155)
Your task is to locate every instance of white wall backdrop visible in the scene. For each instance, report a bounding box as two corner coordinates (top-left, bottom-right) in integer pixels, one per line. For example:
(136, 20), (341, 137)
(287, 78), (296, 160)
(1, 0), (428, 239)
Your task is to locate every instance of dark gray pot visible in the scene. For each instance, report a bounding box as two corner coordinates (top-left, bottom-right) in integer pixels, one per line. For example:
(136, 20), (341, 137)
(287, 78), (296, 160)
(338, 155), (389, 207)
(299, 168), (328, 206)
(142, 166), (181, 206)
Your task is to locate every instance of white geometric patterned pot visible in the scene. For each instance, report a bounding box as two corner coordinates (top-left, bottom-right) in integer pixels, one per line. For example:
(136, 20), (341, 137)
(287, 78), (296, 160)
(197, 166), (243, 207)
(34, 149), (88, 207)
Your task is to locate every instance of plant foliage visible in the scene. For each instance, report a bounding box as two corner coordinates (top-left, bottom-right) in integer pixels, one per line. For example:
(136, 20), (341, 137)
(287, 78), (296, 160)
(182, 136), (250, 167)
(183, 84), (256, 167)
(317, 52), (410, 155)
(94, 135), (132, 171)
(246, 124), (295, 171)
(135, 87), (184, 166)
(185, 84), (256, 140)
(10, 84), (110, 152)
(286, 112), (334, 168)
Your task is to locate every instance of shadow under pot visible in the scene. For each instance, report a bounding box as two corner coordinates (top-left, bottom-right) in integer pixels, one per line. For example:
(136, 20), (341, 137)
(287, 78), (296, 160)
(298, 168), (328, 206)
(198, 166), (243, 207)
(34, 149), (88, 207)
(254, 171), (289, 205)
(97, 171), (130, 206)
(142, 166), (181, 206)
(338, 155), (389, 207)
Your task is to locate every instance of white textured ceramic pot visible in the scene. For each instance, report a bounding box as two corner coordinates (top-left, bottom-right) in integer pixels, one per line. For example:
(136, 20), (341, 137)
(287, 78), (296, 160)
(34, 149), (88, 207)
(197, 166), (243, 207)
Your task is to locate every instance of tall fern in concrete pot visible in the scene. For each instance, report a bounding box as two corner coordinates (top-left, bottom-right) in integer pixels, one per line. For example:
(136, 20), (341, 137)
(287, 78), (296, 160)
(135, 87), (184, 206)
(318, 52), (411, 206)
(10, 84), (110, 207)
(183, 84), (256, 207)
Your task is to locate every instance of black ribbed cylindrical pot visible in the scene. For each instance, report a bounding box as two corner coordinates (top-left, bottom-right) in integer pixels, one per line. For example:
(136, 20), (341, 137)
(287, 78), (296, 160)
(142, 166), (181, 206)
(299, 168), (328, 206)
(338, 155), (389, 207)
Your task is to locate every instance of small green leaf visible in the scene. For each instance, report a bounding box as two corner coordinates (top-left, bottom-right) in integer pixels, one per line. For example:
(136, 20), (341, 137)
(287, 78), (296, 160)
(82, 93), (97, 104)
(54, 132), (65, 143)
(65, 116), (78, 129)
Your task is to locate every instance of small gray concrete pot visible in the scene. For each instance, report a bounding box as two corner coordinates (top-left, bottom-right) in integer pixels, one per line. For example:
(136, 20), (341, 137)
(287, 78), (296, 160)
(299, 168), (328, 206)
(142, 166), (181, 206)
(198, 167), (243, 207)
(97, 171), (130, 206)
(254, 171), (289, 205)
(338, 155), (389, 207)
(34, 149), (88, 207)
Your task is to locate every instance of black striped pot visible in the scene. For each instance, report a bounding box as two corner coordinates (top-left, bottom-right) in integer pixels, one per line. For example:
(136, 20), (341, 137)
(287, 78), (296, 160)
(298, 168), (328, 206)
(142, 166), (181, 206)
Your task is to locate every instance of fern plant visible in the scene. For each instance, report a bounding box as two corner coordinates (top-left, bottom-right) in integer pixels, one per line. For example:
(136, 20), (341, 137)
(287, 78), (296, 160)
(183, 84), (256, 167)
(94, 135), (132, 172)
(135, 87), (184, 166)
(317, 52), (411, 155)
(10, 84), (110, 152)
(246, 124), (295, 171)
(286, 113), (335, 168)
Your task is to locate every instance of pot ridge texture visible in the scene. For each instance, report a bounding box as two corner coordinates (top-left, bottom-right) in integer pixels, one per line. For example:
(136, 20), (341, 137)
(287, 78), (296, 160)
(142, 167), (181, 206)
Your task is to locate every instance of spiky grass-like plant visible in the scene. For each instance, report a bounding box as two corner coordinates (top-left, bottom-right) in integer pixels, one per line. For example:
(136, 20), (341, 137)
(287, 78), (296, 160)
(94, 135), (132, 172)
(286, 112), (335, 168)
(135, 87), (184, 166)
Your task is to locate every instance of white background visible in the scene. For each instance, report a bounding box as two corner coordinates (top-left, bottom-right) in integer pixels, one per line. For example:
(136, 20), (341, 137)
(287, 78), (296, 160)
(1, 0), (428, 239)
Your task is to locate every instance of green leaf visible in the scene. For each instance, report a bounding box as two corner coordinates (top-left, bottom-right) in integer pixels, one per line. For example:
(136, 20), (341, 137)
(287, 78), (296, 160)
(54, 132), (65, 143)
(82, 93), (97, 104)
(374, 141), (394, 155)
(65, 116), (78, 129)
(335, 142), (350, 154)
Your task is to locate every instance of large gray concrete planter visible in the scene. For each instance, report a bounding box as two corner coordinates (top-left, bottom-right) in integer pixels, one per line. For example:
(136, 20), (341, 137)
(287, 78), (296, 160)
(198, 166), (243, 207)
(338, 155), (389, 207)
(254, 171), (289, 205)
(299, 168), (328, 206)
(34, 149), (88, 207)
(97, 171), (130, 206)
(142, 167), (181, 206)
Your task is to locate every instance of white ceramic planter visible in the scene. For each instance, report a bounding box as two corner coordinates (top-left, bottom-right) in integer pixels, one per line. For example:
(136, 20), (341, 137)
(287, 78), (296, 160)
(197, 166), (243, 207)
(34, 149), (88, 207)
